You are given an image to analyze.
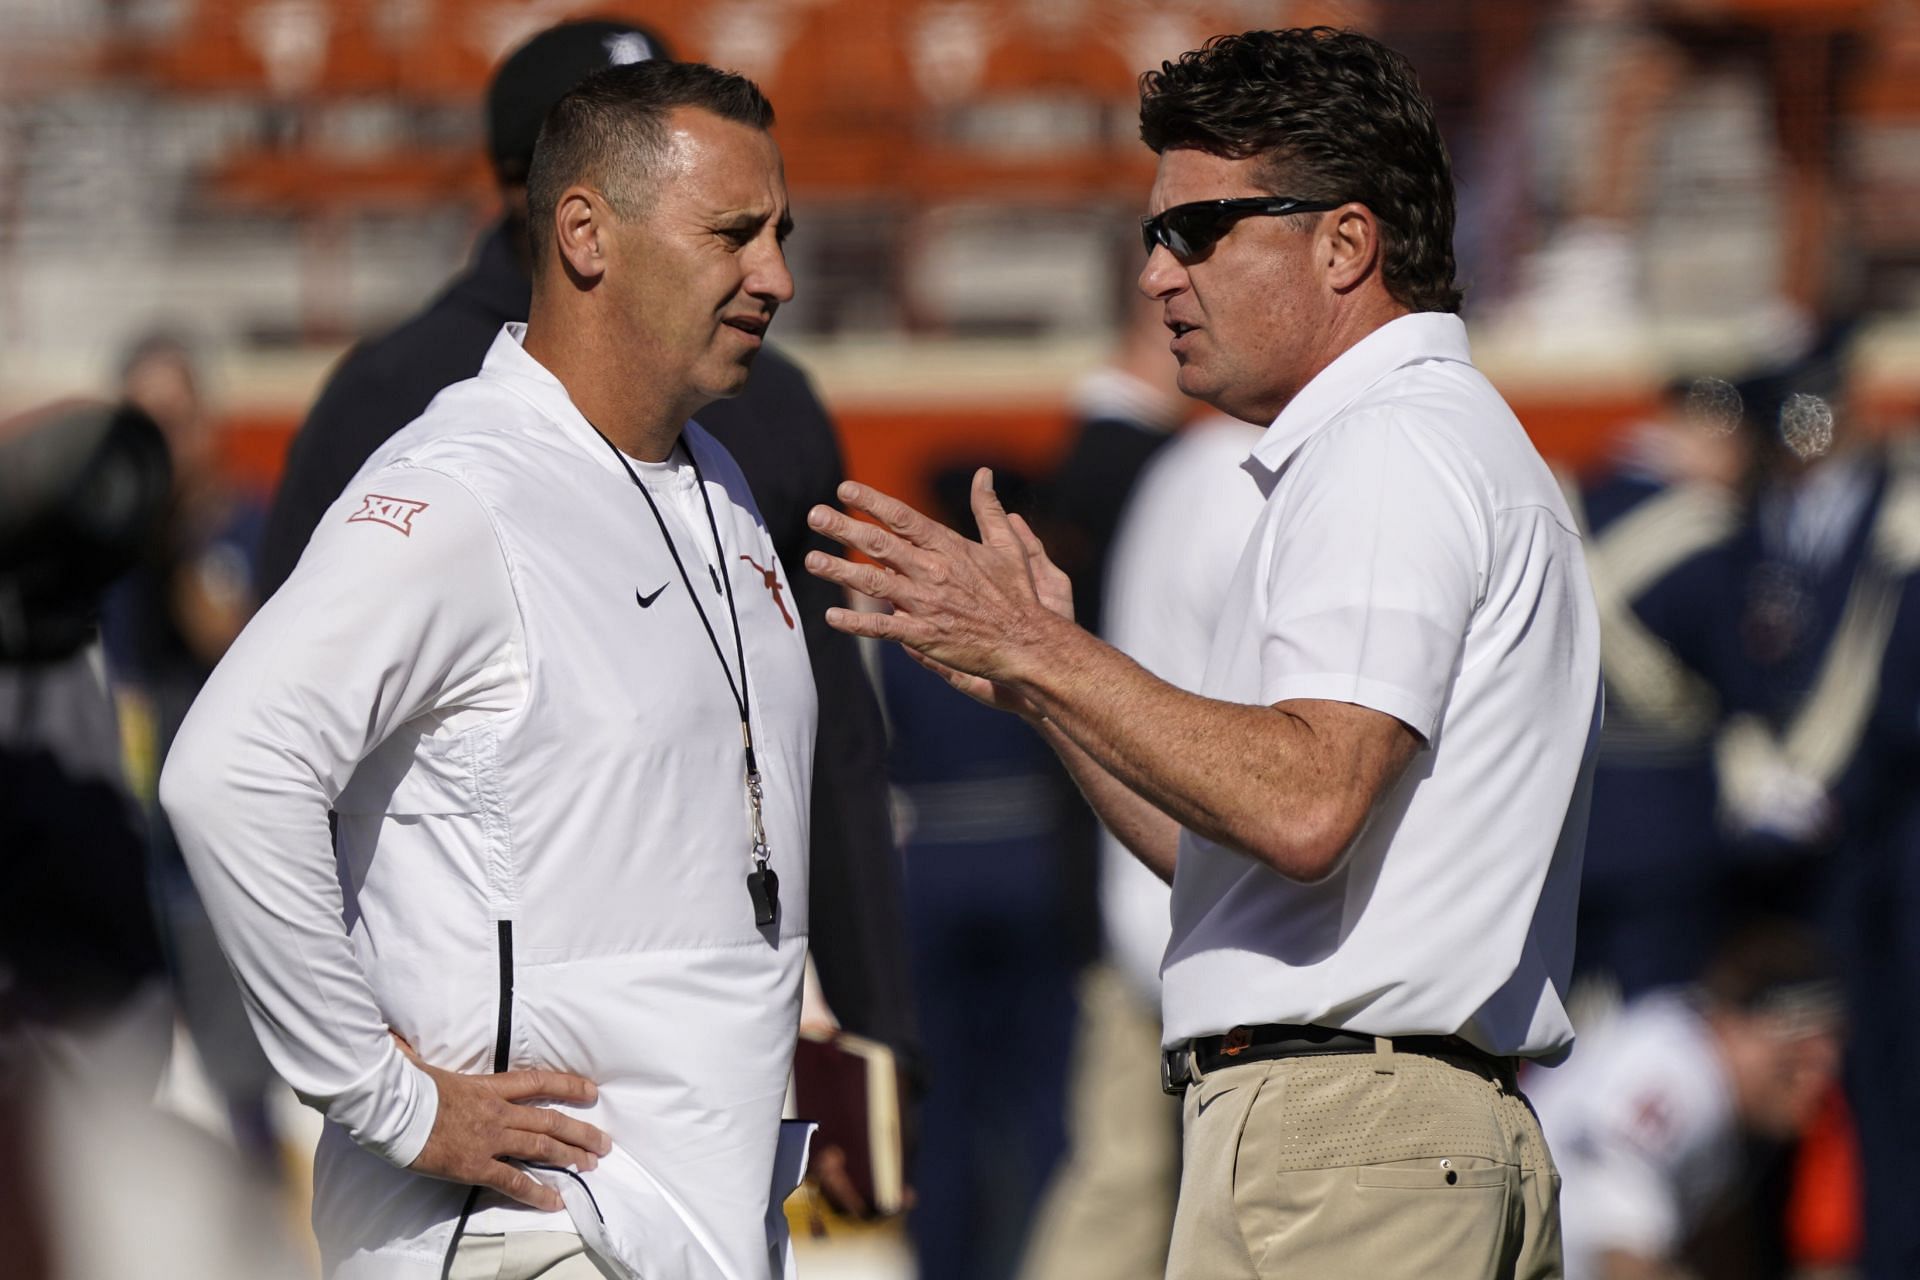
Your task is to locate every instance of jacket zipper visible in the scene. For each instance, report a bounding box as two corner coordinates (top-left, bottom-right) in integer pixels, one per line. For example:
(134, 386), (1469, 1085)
(440, 920), (515, 1279)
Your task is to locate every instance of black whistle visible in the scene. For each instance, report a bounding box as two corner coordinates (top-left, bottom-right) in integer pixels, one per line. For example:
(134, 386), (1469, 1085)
(747, 866), (780, 927)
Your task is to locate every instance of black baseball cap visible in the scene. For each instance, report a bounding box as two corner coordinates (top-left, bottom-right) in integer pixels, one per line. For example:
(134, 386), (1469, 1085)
(487, 19), (673, 183)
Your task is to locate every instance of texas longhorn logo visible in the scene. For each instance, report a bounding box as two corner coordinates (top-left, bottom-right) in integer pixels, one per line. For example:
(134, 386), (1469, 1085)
(740, 554), (794, 629)
(347, 494), (430, 536)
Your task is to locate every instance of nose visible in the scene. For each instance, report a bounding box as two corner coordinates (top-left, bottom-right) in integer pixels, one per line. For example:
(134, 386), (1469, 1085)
(1137, 244), (1186, 301)
(746, 238), (795, 308)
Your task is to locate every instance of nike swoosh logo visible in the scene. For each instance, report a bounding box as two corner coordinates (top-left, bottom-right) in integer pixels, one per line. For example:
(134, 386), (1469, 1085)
(1196, 1088), (1235, 1116)
(635, 584), (669, 608)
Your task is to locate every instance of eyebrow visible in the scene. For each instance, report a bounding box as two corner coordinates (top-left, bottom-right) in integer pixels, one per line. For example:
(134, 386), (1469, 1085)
(714, 209), (795, 239)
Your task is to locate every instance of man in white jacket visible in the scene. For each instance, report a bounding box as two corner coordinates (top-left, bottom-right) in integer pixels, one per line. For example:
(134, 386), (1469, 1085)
(161, 60), (816, 1280)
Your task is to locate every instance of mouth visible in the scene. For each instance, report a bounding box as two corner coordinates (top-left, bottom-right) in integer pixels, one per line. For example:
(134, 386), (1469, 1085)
(723, 314), (770, 343)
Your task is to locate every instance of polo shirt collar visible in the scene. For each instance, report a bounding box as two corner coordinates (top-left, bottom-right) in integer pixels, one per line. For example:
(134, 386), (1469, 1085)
(1243, 312), (1473, 488)
(479, 322), (647, 479)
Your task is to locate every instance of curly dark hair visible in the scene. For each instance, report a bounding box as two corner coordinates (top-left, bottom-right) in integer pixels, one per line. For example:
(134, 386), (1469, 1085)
(1139, 28), (1461, 314)
(527, 60), (774, 275)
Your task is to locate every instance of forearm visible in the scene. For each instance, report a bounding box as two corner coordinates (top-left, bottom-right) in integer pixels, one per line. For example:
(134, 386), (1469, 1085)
(1036, 717), (1181, 882)
(160, 721), (437, 1165)
(1010, 618), (1350, 879)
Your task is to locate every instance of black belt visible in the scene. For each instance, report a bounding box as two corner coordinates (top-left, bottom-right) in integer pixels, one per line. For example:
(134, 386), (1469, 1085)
(1161, 1023), (1510, 1096)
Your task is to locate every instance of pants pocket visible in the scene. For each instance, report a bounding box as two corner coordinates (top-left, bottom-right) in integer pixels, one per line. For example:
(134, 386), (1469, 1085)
(1244, 1158), (1517, 1280)
(1356, 1157), (1512, 1190)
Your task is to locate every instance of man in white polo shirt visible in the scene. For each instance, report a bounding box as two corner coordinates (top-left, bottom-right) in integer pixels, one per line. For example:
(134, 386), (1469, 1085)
(804, 28), (1600, 1279)
(161, 62), (815, 1279)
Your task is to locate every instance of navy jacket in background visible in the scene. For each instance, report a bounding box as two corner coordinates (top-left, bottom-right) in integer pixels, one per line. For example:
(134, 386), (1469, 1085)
(258, 221), (916, 1062)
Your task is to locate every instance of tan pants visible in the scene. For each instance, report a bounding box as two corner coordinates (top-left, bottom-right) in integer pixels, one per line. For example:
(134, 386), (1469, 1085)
(1166, 1043), (1562, 1280)
(1018, 964), (1182, 1280)
(447, 1231), (614, 1280)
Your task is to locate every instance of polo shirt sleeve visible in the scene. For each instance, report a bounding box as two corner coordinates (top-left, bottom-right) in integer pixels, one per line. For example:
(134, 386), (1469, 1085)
(159, 463), (521, 1170)
(1258, 412), (1488, 740)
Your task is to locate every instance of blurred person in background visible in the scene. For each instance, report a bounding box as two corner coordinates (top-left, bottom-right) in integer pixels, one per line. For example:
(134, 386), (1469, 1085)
(807, 28), (1600, 1278)
(1, 399), (299, 1278)
(1558, 376), (1749, 1004)
(1018, 408), (1266, 1280)
(162, 59), (819, 1280)
(257, 19), (915, 1121)
(1528, 922), (1844, 1280)
(99, 329), (279, 1167)
(1713, 331), (1918, 903)
(1027, 292), (1188, 1001)
(1, 399), (171, 1079)
(1705, 330), (1920, 1280)
(1831, 508), (1920, 1280)
(882, 462), (1075, 1280)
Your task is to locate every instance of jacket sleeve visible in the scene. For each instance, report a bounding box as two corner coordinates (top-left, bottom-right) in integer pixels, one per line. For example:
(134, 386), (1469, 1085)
(160, 463), (522, 1168)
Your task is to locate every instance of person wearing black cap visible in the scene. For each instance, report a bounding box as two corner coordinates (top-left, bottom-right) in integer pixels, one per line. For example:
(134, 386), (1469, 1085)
(257, 19), (914, 1107)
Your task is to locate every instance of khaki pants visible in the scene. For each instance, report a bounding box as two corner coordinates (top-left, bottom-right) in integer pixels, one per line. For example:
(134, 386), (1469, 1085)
(1166, 1043), (1562, 1280)
(447, 1231), (614, 1280)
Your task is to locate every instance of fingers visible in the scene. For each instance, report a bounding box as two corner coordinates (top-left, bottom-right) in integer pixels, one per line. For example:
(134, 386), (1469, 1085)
(804, 548), (903, 603)
(498, 1127), (601, 1173)
(490, 1067), (598, 1106)
(969, 468), (1020, 550)
(1005, 512), (1046, 562)
(806, 503), (943, 580)
(483, 1161), (566, 1213)
(832, 481), (950, 550)
(511, 1100), (612, 1157)
(822, 605), (932, 646)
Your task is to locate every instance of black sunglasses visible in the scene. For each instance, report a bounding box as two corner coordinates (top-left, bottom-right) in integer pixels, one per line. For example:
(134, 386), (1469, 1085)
(1140, 197), (1343, 259)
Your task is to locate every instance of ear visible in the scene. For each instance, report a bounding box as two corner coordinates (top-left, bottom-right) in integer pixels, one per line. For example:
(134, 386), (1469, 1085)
(553, 185), (609, 283)
(1322, 203), (1382, 294)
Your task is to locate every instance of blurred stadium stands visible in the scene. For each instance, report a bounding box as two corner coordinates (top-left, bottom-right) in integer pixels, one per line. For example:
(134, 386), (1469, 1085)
(3, 0), (1918, 514)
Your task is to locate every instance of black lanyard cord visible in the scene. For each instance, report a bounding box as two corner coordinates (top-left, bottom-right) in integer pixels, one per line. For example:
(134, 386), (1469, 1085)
(587, 424), (758, 774)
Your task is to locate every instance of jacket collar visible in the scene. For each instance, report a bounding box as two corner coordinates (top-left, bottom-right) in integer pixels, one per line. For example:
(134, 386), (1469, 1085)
(1242, 312), (1473, 491)
(479, 322), (644, 479)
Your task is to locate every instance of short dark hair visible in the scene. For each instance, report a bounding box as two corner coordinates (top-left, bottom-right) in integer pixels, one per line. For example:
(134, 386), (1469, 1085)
(525, 60), (774, 273)
(1139, 28), (1461, 314)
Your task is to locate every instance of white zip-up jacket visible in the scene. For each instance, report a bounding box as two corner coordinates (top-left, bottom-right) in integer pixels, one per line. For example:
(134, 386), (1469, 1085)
(160, 325), (817, 1279)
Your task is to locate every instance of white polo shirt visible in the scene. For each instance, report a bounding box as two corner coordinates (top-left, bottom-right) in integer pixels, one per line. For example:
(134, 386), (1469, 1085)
(1160, 312), (1602, 1060)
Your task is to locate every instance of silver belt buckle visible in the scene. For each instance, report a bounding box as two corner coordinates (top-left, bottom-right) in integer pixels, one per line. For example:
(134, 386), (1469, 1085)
(1160, 1046), (1192, 1096)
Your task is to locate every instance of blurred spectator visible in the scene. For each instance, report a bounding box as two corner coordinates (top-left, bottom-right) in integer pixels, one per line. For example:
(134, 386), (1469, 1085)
(1713, 331), (1908, 894)
(1, 399), (170, 1054)
(1019, 413), (1265, 1280)
(1530, 922), (1844, 1280)
(1832, 501), (1920, 1280)
(1029, 293), (1187, 977)
(99, 331), (277, 1166)
(1707, 332), (1920, 1278)
(1560, 377), (1748, 1000)
(255, 17), (916, 1080)
(883, 463), (1075, 1280)
(0, 399), (290, 1277)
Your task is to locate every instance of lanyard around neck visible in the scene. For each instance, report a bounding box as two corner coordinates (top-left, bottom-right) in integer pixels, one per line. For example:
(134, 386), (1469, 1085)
(589, 427), (756, 767)
(587, 424), (782, 927)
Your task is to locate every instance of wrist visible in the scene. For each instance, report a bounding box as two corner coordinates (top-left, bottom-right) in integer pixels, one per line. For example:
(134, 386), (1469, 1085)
(1001, 609), (1081, 708)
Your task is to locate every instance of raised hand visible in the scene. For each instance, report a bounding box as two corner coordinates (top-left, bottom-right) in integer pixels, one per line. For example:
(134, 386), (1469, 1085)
(803, 470), (1075, 713)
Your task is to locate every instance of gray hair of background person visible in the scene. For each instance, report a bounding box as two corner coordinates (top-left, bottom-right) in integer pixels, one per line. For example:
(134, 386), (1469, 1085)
(1137, 27), (1463, 315)
(524, 60), (776, 273)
